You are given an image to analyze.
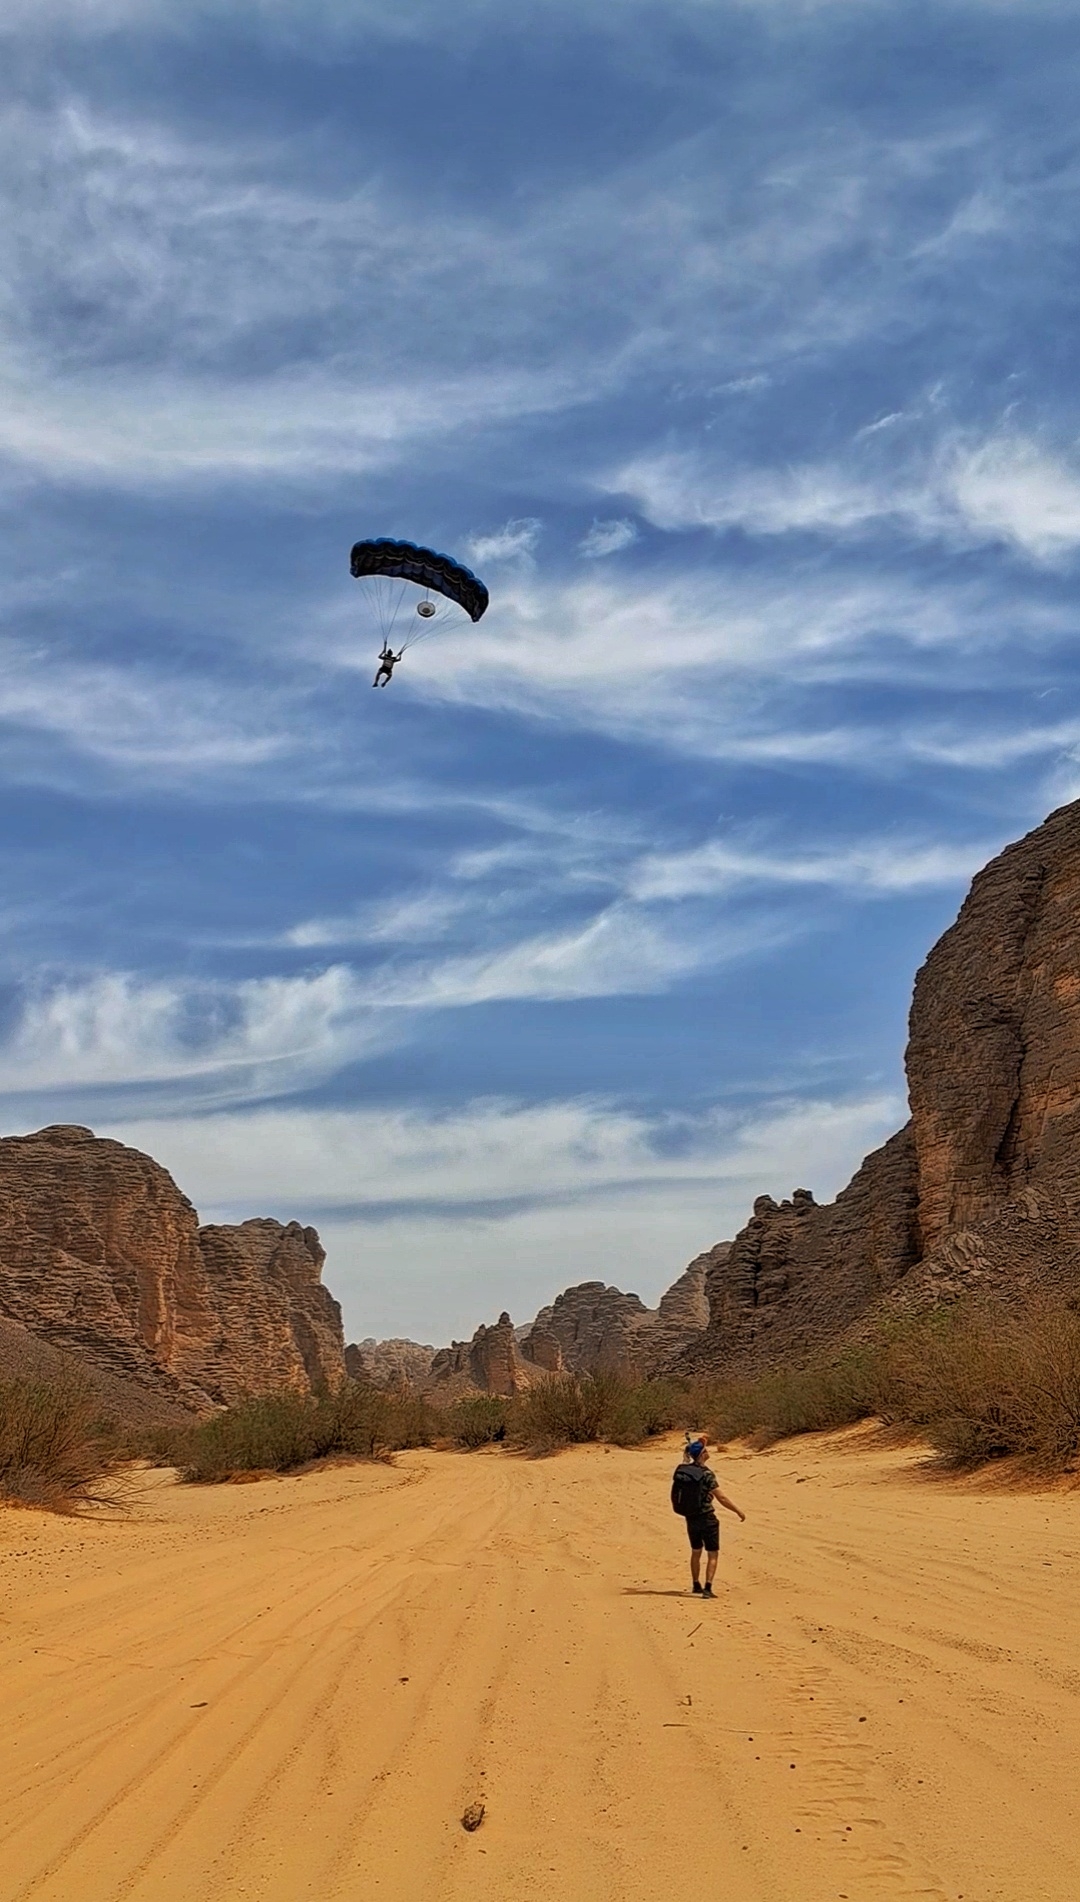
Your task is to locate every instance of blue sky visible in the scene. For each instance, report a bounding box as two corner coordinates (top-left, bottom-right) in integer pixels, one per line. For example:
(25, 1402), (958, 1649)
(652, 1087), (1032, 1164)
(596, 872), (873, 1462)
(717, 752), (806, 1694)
(3, 0), (1080, 1342)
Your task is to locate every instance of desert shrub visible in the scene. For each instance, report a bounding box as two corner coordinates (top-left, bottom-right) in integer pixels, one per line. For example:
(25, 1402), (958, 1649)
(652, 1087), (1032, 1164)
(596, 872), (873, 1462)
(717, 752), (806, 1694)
(695, 1299), (1080, 1473)
(706, 1354), (879, 1447)
(446, 1395), (512, 1447)
(0, 1377), (124, 1510)
(180, 1380), (435, 1482)
(181, 1391), (328, 1480)
(878, 1301), (1080, 1469)
(124, 1420), (197, 1467)
(512, 1373), (685, 1452)
(328, 1379), (434, 1456)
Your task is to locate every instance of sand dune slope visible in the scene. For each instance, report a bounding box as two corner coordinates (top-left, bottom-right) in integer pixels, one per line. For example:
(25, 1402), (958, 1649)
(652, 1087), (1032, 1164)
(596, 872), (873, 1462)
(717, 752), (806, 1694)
(2, 1429), (1079, 1902)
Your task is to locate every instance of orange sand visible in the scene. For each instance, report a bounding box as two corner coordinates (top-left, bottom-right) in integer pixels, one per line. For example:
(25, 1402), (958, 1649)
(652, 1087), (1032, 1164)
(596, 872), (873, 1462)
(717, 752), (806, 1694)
(1, 1426), (1078, 1902)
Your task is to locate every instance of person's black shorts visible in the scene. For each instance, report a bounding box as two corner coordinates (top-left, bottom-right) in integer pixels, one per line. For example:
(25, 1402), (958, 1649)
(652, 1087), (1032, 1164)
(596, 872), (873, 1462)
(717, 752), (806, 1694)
(685, 1512), (720, 1552)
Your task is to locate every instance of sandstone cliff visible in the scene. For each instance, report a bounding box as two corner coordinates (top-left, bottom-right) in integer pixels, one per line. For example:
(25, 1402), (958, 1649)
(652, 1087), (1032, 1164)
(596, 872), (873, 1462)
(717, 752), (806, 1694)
(428, 1253), (715, 1396)
(345, 1338), (435, 1387)
(429, 1312), (530, 1396)
(686, 798), (1080, 1373)
(0, 1126), (344, 1411)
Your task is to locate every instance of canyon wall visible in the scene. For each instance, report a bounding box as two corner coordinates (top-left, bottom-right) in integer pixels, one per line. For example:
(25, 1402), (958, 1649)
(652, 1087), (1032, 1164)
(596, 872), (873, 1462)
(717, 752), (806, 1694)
(687, 798), (1080, 1373)
(0, 1126), (344, 1411)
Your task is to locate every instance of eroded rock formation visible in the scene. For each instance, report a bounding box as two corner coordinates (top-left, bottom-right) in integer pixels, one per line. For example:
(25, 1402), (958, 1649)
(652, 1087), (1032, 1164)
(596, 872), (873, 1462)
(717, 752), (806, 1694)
(429, 1311), (530, 1396)
(521, 1281), (654, 1378)
(0, 1126), (344, 1411)
(685, 1132), (920, 1372)
(428, 1255), (715, 1395)
(345, 1338), (435, 1388)
(687, 798), (1080, 1372)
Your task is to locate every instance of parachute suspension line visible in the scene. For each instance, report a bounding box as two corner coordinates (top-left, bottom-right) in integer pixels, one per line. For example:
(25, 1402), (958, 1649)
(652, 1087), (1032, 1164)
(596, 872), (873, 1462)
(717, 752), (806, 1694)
(350, 537), (489, 661)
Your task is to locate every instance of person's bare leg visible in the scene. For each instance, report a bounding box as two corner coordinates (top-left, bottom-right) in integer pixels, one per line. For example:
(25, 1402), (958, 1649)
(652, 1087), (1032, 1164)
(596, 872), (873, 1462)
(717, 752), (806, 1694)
(705, 1549), (719, 1586)
(690, 1547), (702, 1587)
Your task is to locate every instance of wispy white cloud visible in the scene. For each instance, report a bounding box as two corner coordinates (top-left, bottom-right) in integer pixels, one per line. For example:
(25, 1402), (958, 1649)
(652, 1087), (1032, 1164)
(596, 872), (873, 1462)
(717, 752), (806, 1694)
(385, 560), (1071, 770)
(0, 356), (580, 487)
(364, 904), (785, 1008)
(609, 431), (1080, 565)
(630, 835), (993, 901)
(0, 94), (1040, 495)
(0, 640), (287, 774)
(467, 518), (543, 566)
(579, 518), (637, 558)
(105, 1091), (902, 1214)
(99, 1088), (903, 1336)
(0, 966), (391, 1103)
(285, 890), (475, 950)
(0, 897), (782, 1112)
(950, 438), (1080, 563)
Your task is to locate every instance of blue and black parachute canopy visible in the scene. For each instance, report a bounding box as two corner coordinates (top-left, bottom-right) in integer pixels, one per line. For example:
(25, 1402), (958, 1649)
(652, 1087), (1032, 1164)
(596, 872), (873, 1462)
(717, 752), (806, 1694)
(349, 538), (489, 623)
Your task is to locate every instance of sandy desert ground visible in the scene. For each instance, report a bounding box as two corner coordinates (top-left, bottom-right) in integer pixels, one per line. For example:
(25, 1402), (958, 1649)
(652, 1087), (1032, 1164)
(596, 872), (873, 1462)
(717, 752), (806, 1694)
(1, 1427), (1079, 1902)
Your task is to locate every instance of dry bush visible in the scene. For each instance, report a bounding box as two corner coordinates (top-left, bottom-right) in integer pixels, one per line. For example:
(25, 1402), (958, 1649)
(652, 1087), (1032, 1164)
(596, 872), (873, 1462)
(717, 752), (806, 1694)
(700, 1354), (878, 1448)
(180, 1381), (435, 1482)
(445, 1395), (511, 1447)
(330, 1379), (434, 1458)
(877, 1300), (1080, 1469)
(696, 1299), (1080, 1474)
(512, 1373), (684, 1453)
(0, 1377), (124, 1510)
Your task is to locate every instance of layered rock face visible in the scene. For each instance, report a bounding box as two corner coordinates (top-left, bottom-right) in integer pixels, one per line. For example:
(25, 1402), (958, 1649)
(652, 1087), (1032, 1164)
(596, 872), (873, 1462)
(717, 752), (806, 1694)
(0, 1126), (344, 1410)
(346, 1338), (435, 1388)
(428, 1255), (715, 1396)
(429, 1312), (530, 1395)
(521, 1282), (654, 1378)
(520, 1262), (712, 1378)
(906, 800), (1080, 1253)
(688, 798), (1080, 1371)
(684, 1131), (919, 1372)
(195, 1219), (344, 1401)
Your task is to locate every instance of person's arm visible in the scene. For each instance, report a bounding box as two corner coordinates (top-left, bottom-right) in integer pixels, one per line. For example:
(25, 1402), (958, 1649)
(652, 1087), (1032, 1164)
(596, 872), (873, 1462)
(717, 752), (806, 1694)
(712, 1484), (745, 1522)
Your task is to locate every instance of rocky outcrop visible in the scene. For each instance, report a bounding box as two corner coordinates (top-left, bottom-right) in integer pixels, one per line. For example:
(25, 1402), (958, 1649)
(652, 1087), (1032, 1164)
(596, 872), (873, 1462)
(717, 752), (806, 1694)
(687, 798), (1080, 1372)
(429, 1255), (715, 1396)
(683, 1131), (919, 1373)
(430, 1312), (531, 1396)
(521, 1281), (654, 1378)
(0, 1126), (344, 1411)
(0, 1312), (193, 1425)
(196, 1219), (344, 1400)
(906, 801), (1080, 1252)
(346, 1338), (435, 1388)
(651, 1250), (715, 1366)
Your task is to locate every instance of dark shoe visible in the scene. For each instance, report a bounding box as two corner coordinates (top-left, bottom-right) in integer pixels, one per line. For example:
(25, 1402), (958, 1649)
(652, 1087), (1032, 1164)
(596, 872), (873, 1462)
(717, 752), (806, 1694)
(692, 1580), (704, 1594)
(702, 1583), (715, 1598)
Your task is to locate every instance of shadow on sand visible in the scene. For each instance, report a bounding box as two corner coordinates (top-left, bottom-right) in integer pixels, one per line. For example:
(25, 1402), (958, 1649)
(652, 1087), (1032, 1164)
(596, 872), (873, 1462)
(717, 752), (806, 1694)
(621, 1587), (695, 1599)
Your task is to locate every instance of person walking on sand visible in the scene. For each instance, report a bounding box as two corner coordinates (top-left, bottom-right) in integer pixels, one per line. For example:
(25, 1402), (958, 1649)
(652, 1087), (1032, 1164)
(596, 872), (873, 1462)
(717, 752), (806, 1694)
(670, 1437), (745, 1597)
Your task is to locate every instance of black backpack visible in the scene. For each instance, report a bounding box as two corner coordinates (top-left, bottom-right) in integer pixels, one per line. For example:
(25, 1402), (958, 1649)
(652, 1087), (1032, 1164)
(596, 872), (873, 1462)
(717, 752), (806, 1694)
(671, 1462), (711, 1517)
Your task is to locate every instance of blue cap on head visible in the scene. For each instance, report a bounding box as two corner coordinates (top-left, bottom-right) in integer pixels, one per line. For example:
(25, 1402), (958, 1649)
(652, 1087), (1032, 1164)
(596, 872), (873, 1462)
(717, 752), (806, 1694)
(686, 1439), (706, 1458)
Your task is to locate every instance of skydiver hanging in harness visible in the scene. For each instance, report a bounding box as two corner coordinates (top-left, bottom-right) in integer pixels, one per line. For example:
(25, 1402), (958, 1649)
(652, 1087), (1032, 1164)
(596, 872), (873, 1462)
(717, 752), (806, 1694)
(372, 643), (403, 687)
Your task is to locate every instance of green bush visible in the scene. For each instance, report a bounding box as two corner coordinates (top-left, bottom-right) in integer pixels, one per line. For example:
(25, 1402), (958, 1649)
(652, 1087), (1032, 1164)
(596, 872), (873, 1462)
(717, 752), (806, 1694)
(511, 1373), (685, 1453)
(180, 1380), (435, 1482)
(703, 1353), (878, 1448)
(446, 1394), (511, 1447)
(0, 1377), (124, 1510)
